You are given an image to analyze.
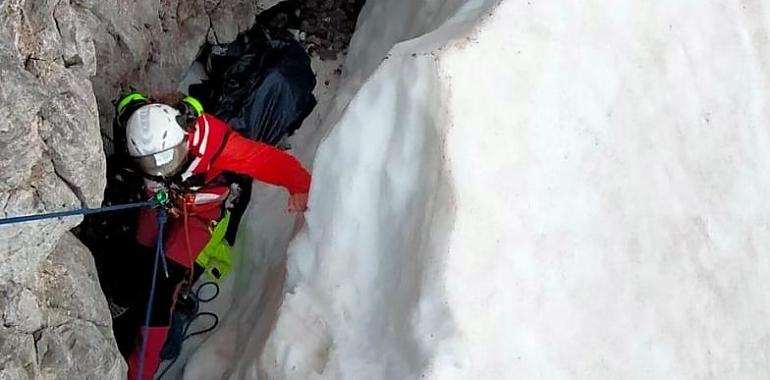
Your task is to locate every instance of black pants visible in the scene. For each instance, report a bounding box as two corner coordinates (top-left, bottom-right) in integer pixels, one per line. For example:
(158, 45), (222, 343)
(113, 247), (202, 357)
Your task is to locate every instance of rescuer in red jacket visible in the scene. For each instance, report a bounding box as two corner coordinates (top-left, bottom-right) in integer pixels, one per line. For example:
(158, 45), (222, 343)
(115, 93), (310, 380)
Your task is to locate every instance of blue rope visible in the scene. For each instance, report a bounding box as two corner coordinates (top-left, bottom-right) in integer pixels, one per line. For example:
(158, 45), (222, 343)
(0, 201), (155, 226)
(136, 209), (168, 380)
(157, 211), (170, 279)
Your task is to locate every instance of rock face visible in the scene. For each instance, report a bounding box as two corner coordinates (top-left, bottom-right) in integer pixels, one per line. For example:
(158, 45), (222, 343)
(0, 1), (112, 375)
(32, 233), (125, 379)
(0, 0), (266, 378)
(75, 0), (276, 142)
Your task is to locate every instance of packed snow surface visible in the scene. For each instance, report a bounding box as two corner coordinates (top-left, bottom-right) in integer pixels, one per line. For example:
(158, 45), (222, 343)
(182, 0), (770, 379)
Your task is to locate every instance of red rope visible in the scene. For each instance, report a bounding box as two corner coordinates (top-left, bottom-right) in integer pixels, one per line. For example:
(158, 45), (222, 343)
(182, 200), (195, 285)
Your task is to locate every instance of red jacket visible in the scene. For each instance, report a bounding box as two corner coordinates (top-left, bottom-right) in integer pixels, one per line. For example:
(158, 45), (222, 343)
(151, 113), (311, 208)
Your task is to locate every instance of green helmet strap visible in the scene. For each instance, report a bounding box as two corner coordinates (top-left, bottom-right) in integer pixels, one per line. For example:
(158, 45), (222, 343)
(116, 92), (148, 115)
(181, 96), (204, 117)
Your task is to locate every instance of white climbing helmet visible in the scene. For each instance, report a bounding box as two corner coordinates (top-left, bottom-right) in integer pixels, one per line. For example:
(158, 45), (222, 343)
(125, 103), (189, 177)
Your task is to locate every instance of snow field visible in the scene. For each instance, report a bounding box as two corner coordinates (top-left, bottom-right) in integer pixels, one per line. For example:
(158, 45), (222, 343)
(190, 0), (770, 379)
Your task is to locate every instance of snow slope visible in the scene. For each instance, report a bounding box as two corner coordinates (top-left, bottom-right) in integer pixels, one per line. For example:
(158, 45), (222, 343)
(189, 0), (770, 379)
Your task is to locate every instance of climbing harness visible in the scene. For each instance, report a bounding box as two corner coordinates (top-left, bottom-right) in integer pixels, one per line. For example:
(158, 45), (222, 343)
(144, 193), (226, 379)
(135, 190), (226, 379)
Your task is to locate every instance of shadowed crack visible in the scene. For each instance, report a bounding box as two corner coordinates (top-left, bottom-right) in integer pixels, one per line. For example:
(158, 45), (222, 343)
(0, 192), (12, 215)
(52, 168), (87, 208)
(51, 0), (66, 39)
(34, 111), (89, 208)
(205, 0), (225, 44)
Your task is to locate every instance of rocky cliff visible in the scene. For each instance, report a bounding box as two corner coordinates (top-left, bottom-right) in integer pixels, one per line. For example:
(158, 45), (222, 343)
(0, 1), (270, 378)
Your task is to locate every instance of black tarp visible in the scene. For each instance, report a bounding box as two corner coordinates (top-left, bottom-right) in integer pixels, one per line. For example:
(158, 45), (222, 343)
(190, 22), (317, 242)
(190, 24), (317, 145)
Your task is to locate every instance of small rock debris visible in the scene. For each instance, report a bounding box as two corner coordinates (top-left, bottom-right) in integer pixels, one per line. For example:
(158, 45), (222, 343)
(259, 0), (366, 60)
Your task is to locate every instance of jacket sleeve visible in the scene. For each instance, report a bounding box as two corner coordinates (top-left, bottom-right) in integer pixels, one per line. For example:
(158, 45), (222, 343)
(211, 131), (311, 194)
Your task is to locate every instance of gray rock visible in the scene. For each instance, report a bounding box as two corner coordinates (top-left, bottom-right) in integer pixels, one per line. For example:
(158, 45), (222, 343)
(0, 233), (124, 380)
(34, 233), (113, 331)
(53, 1), (97, 77)
(77, 0), (272, 143)
(36, 63), (105, 207)
(0, 330), (37, 380)
(2, 288), (43, 334)
(0, 160), (80, 286)
(208, 0), (265, 44)
(0, 0), (270, 378)
(35, 319), (124, 380)
(32, 233), (125, 380)
(0, 41), (47, 192)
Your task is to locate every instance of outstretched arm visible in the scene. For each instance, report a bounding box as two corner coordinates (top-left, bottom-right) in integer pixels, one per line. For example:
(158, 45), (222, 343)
(212, 132), (311, 197)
